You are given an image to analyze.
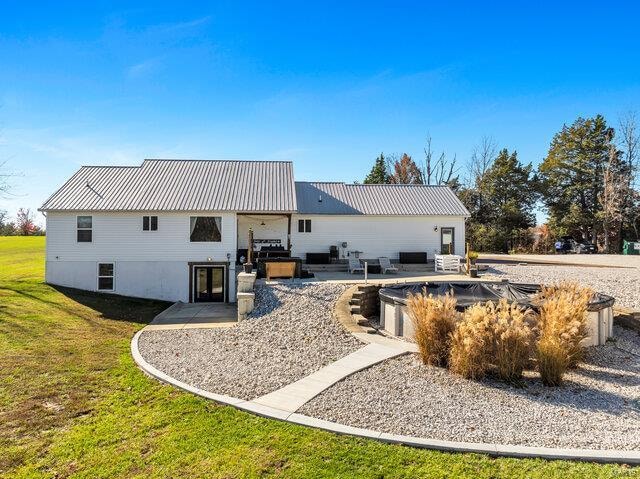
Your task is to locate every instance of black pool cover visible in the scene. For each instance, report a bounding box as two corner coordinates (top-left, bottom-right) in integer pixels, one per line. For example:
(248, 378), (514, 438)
(378, 281), (615, 312)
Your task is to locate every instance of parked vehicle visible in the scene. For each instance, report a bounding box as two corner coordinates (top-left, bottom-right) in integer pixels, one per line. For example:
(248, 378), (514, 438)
(555, 236), (596, 254)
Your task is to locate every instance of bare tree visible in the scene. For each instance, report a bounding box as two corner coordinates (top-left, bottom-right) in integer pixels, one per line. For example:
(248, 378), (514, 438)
(423, 135), (458, 185)
(599, 143), (626, 252)
(619, 111), (639, 185)
(618, 111), (640, 239)
(469, 136), (497, 186)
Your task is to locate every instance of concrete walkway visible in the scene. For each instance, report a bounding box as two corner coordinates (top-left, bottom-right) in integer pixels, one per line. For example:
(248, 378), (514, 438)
(146, 301), (237, 331)
(252, 340), (415, 413)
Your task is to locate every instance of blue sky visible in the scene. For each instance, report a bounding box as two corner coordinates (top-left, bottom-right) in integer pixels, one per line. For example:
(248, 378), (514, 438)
(1, 1), (640, 225)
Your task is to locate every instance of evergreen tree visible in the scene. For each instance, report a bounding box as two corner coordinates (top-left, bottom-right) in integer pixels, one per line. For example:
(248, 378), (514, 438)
(538, 115), (624, 244)
(363, 153), (388, 184)
(462, 149), (536, 252)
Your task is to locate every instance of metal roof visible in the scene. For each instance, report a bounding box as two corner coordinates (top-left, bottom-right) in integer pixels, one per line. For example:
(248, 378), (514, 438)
(295, 182), (470, 216)
(40, 160), (297, 212)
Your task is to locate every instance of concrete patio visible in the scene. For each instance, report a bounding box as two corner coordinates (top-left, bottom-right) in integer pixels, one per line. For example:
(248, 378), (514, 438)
(147, 302), (237, 331)
(262, 270), (485, 285)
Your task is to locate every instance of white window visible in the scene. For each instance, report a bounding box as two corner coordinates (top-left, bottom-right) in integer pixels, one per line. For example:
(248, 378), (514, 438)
(143, 215), (158, 231)
(77, 216), (92, 242)
(97, 263), (114, 291)
(298, 219), (311, 233)
(190, 216), (222, 242)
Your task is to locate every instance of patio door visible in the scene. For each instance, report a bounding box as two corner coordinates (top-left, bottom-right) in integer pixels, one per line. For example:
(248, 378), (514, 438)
(193, 266), (224, 302)
(440, 227), (455, 255)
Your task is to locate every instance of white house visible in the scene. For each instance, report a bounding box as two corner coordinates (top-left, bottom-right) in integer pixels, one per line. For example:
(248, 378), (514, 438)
(40, 159), (469, 303)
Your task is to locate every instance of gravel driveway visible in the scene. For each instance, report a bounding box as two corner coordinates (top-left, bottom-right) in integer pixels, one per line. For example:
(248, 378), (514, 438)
(299, 326), (640, 450)
(486, 264), (640, 310)
(138, 283), (360, 400)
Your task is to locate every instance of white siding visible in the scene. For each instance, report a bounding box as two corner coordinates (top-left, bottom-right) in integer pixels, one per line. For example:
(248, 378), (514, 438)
(45, 211), (237, 302)
(290, 215), (466, 260)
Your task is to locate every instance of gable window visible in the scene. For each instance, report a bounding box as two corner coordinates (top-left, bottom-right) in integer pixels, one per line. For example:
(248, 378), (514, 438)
(190, 216), (222, 242)
(97, 263), (114, 291)
(298, 219), (311, 233)
(143, 215), (158, 231)
(77, 216), (92, 242)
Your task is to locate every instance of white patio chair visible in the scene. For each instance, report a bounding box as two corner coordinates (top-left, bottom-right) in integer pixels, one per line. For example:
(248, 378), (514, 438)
(378, 257), (398, 274)
(348, 256), (364, 274)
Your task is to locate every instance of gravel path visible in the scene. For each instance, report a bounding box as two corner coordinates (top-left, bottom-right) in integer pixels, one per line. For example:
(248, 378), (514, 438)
(299, 326), (640, 450)
(138, 283), (361, 400)
(486, 264), (640, 310)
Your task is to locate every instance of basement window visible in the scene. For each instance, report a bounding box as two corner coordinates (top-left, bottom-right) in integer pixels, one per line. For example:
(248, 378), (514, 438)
(298, 219), (311, 233)
(143, 215), (158, 231)
(97, 263), (114, 291)
(77, 216), (92, 242)
(190, 216), (222, 242)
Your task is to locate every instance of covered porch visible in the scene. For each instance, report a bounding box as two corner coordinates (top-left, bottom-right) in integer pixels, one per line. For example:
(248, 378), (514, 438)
(236, 213), (293, 264)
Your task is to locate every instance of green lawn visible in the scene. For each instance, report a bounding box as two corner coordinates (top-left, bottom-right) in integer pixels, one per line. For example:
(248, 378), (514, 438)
(0, 236), (636, 478)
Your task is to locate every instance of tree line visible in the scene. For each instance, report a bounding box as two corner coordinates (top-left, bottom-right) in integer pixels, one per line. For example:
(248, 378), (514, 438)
(362, 113), (640, 253)
(0, 208), (44, 236)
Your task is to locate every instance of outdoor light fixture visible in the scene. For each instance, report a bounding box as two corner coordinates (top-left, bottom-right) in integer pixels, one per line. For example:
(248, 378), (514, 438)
(207, 257), (212, 262)
(434, 226), (438, 232)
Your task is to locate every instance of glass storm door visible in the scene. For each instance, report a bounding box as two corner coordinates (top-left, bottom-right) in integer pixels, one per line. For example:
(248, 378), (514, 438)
(440, 227), (455, 255)
(194, 266), (224, 302)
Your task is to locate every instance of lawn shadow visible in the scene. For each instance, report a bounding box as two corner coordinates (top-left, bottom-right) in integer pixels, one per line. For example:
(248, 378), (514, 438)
(51, 285), (171, 325)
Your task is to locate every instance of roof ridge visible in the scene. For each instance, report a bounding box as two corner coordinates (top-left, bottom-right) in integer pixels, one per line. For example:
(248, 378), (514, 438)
(143, 158), (293, 163)
(79, 165), (141, 168)
(299, 181), (450, 187)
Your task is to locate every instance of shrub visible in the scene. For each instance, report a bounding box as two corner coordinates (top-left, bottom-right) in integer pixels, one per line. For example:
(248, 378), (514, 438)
(492, 299), (534, 382)
(449, 303), (494, 379)
(407, 291), (457, 367)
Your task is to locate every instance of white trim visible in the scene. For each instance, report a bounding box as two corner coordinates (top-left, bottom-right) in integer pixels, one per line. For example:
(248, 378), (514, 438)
(76, 214), (93, 243)
(97, 261), (115, 291)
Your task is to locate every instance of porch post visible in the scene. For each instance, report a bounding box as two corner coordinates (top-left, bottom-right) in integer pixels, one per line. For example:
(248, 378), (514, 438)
(286, 214), (292, 250)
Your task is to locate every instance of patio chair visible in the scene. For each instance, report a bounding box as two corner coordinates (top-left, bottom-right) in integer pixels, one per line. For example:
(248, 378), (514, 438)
(348, 256), (364, 274)
(378, 257), (398, 274)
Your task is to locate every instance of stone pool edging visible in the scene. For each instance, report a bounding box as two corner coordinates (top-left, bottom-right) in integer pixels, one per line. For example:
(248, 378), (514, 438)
(131, 329), (640, 465)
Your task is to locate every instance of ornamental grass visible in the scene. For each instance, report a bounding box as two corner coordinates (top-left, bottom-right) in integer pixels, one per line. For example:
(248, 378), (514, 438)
(535, 282), (593, 385)
(449, 302), (494, 380)
(491, 299), (535, 383)
(407, 291), (458, 367)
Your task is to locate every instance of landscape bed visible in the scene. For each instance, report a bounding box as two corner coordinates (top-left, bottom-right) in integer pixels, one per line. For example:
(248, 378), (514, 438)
(379, 281), (615, 345)
(8, 237), (637, 478)
(299, 324), (640, 450)
(138, 283), (361, 399)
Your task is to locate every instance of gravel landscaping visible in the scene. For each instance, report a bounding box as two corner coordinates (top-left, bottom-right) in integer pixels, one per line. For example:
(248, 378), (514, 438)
(486, 264), (640, 310)
(299, 325), (640, 450)
(138, 283), (360, 400)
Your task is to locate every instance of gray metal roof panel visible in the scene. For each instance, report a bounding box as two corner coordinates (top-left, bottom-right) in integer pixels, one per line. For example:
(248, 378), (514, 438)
(295, 182), (469, 216)
(40, 159), (297, 212)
